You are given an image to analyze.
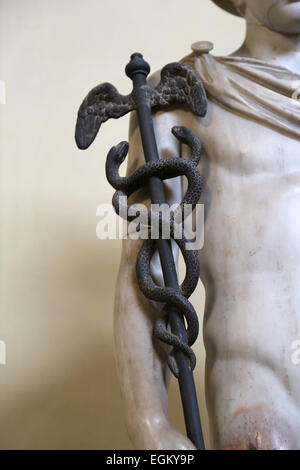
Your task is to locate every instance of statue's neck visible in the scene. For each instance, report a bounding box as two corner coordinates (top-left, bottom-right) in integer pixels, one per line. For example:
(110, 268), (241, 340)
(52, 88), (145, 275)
(232, 11), (300, 75)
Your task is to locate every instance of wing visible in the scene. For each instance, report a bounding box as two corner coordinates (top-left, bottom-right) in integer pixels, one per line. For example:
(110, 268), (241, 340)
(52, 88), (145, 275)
(152, 63), (207, 117)
(75, 83), (134, 150)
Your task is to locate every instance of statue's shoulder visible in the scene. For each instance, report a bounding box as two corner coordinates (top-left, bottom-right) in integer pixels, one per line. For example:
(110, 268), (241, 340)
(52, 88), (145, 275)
(148, 41), (214, 87)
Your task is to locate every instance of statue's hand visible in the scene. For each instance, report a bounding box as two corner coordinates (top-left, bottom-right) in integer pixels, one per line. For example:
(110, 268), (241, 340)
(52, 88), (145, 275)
(128, 416), (197, 450)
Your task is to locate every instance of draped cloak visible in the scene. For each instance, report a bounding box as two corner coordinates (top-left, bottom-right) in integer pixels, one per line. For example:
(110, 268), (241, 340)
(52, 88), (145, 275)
(182, 48), (300, 140)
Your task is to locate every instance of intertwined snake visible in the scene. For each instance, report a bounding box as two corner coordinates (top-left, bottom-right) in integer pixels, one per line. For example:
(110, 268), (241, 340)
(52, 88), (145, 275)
(106, 125), (203, 377)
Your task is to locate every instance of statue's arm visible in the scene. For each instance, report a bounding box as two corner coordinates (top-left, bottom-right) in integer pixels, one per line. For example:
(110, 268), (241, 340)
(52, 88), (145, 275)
(114, 109), (196, 450)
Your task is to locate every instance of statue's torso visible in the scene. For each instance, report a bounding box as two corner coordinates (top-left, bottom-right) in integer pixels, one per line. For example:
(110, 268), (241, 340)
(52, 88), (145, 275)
(178, 100), (300, 449)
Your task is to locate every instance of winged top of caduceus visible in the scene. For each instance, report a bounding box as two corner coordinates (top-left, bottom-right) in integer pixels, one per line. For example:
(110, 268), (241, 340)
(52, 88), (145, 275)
(75, 56), (207, 150)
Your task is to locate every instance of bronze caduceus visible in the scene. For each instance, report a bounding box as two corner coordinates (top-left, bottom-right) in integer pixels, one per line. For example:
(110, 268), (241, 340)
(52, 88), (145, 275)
(75, 53), (207, 450)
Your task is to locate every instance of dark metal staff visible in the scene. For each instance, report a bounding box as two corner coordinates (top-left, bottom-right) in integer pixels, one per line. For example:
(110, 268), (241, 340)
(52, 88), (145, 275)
(75, 53), (207, 449)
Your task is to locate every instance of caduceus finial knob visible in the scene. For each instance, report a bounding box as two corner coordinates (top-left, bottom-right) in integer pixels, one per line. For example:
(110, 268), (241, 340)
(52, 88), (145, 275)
(125, 53), (150, 78)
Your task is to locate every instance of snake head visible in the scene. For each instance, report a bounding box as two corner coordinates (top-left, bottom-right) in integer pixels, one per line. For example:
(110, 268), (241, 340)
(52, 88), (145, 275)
(171, 126), (202, 165)
(105, 141), (129, 187)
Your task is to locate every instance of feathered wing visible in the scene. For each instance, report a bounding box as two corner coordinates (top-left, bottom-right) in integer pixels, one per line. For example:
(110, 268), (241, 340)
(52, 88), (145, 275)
(75, 63), (207, 150)
(75, 83), (134, 149)
(152, 63), (207, 117)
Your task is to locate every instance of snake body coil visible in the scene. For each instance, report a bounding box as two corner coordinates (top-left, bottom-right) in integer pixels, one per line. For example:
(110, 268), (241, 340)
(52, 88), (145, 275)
(106, 126), (203, 377)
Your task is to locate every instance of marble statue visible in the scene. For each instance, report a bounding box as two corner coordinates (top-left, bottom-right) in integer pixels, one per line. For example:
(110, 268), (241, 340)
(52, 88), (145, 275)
(114, 0), (300, 450)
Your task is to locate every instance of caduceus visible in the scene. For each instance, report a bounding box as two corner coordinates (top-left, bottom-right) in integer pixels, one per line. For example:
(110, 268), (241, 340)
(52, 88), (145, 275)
(75, 53), (207, 449)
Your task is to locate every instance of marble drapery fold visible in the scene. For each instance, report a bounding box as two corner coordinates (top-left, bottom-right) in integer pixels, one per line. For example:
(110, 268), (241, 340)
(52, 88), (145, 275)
(182, 49), (300, 140)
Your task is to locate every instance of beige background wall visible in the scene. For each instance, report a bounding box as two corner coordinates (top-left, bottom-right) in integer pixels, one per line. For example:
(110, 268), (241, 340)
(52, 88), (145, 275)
(0, 0), (244, 449)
